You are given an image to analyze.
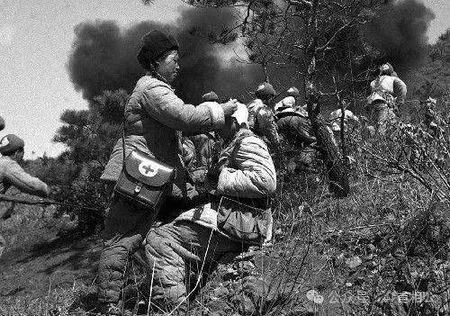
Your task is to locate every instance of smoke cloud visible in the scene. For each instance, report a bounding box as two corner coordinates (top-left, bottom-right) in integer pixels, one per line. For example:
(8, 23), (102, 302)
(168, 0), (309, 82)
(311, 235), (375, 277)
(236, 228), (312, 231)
(68, 21), (155, 100)
(67, 7), (264, 104)
(363, 0), (435, 74)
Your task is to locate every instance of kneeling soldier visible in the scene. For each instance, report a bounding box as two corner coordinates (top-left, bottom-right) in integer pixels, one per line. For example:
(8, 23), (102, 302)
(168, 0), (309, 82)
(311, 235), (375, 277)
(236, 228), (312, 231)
(144, 103), (277, 312)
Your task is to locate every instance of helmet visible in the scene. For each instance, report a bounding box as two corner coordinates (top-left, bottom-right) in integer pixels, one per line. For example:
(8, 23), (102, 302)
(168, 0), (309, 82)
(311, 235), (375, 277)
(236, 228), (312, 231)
(255, 82), (276, 100)
(286, 87), (300, 97)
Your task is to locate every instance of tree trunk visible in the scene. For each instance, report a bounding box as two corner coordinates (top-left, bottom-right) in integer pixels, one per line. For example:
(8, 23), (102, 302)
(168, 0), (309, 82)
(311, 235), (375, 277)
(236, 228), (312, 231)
(310, 112), (350, 197)
(304, 0), (350, 197)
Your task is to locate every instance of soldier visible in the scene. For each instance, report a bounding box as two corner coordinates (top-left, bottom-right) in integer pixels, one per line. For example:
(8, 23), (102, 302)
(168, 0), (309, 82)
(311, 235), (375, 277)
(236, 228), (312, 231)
(144, 103), (276, 312)
(328, 107), (359, 134)
(180, 90), (220, 169)
(0, 134), (50, 257)
(181, 136), (196, 168)
(248, 82), (282, 160)
(98, 30), (237, 315)
(275, 87), (316, 148)
(422, 97), (443, 137)
(188, 91), (222, 169)
(367, 63), (407, 133)
(0, 134), (49, 198)
(274, 86), (299, 113)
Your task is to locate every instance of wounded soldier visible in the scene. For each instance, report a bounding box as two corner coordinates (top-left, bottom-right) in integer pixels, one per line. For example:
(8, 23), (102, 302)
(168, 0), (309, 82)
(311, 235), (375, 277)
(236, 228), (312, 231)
(144, 103), (277, 312)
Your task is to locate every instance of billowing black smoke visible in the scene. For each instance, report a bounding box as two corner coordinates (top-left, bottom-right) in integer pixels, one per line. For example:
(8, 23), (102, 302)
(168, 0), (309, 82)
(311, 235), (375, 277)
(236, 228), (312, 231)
(67, 7), (264, 104)
(363, 0), (435, 74)
(68, 21), (162, 100)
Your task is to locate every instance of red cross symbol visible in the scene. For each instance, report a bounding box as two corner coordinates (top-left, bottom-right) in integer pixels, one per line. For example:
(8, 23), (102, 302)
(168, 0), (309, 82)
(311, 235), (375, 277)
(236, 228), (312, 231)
(139, 161), (158, 177)
(142, 164), (155, 175)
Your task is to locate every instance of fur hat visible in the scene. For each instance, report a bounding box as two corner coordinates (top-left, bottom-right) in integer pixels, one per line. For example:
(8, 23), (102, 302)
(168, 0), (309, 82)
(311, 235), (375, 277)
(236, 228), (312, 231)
(137, 30), (179, 70)
(0, 134), (24, 155)
(202, 91), (219, 102)
(255, 82), (276, 100)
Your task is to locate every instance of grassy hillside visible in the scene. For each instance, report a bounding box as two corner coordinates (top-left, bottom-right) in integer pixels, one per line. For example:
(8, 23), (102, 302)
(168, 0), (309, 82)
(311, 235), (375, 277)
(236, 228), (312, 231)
(1, 116), (449, 315)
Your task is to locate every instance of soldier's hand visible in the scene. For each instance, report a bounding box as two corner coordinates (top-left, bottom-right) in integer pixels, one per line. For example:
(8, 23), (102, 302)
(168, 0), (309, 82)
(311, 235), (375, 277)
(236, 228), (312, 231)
(221, 99), (238, 116)
(48, 185), (61, 199)
(207, 157), (227, 181)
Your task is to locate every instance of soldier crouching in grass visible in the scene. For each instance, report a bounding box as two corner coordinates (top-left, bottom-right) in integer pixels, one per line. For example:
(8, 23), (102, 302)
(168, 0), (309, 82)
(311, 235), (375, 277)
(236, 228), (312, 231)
(144, 103), (277, 313)
(0, 134), (50, 257)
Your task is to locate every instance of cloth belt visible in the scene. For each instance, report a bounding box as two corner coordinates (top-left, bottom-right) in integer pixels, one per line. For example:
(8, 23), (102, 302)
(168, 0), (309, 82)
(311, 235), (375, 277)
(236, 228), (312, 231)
(212, 195), (271, 209)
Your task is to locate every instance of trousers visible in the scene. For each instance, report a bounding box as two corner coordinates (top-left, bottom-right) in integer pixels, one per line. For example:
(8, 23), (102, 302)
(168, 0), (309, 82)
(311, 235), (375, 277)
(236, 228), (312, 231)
(144, 221), (246, 312)
(97, 197), (156, 304)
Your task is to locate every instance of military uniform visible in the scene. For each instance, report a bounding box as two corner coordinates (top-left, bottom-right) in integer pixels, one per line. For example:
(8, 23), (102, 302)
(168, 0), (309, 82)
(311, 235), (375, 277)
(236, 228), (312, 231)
(98, 74), (226, 306)
(0, 137), (49, 257)
(145, 128), (276, 310)
(367, 66), (407, 133)
(0, 156), (49, 197)
(328, 109), (359, 133)
(248, 98), (281, 155)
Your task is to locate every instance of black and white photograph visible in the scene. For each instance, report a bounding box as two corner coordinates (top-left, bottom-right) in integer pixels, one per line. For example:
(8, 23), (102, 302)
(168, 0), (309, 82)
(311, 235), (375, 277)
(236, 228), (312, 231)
(0, 0), (449, 315)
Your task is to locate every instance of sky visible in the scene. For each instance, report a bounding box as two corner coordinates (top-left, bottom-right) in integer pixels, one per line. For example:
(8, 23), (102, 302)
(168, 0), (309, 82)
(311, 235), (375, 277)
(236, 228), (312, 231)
(0, 0), (449, 159)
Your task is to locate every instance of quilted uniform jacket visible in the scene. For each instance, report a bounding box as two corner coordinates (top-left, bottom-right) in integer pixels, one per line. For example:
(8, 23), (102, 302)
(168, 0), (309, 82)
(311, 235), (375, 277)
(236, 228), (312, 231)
(369, 75), (407, 105)
(0, 156), (49, 197)
(247, 99), (281, 150)
(101, 74), (225, 199)
(174, 129), (277, 240)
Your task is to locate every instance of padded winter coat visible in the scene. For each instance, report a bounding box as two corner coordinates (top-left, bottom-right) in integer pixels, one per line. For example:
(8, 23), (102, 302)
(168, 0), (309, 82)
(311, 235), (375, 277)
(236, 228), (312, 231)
(247, 99), (281, 151)
(328, 109), (359, 132)
(174, 129), (276, 237)
(274, 96), (296, 112)
(369, 75), (407, 104)
(0, 156), (49, 197)
(101, 74), (225, 199)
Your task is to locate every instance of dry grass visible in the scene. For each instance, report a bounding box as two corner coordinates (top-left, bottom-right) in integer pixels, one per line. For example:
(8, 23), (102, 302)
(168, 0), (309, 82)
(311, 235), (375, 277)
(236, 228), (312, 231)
(1, 173), (448, 316)
(2, 115), (450, 315)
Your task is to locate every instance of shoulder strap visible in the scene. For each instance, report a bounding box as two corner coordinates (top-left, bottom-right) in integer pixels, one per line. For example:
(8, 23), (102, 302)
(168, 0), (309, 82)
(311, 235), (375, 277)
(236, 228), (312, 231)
(230, 130), (256, 164)
(121, 97), (131, 168)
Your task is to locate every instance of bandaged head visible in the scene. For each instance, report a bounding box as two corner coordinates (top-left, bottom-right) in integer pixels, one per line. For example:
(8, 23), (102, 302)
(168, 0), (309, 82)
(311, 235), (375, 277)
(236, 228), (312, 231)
(231, 103), (249, 128)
